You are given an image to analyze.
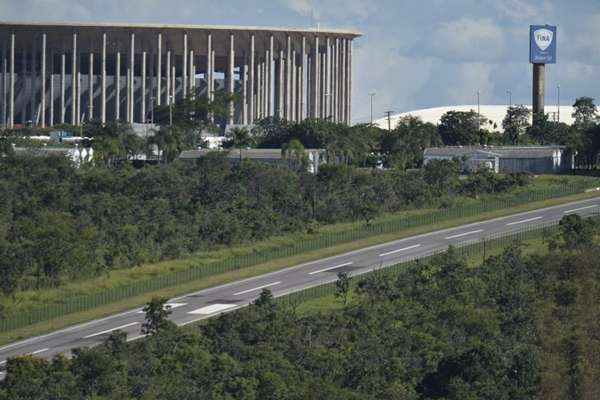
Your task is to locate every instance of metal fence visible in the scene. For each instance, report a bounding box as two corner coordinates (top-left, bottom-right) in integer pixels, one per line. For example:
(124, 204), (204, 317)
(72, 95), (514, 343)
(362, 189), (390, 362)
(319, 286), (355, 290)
(0, 182), (591, 333)
(275, 222), (563, 308)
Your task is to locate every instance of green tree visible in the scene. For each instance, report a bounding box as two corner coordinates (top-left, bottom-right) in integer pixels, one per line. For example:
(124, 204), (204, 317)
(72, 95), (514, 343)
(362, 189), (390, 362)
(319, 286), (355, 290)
(558, 214), (595, 251)
(424, 159), (460, 194)
(142, 297), (172, 336)
(335, 272), (352, 305)
(572, 96), (598, 129)
(438, 110), (481, 145)
(503, 105), (531, 144)
(281, 138), (307, 171)
(225, 126), (255, 162)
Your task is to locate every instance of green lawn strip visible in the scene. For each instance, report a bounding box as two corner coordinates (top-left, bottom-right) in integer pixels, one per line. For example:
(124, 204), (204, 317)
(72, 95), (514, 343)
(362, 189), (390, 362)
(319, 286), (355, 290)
(294, 235), (551, 316)
(1, 189), (598, 346)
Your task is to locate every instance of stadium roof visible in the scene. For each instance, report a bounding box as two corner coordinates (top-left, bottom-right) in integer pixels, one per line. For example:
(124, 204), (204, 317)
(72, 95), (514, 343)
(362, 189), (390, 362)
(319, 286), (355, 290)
(375, 105), (576, 132)
(0, 21), (361, 38)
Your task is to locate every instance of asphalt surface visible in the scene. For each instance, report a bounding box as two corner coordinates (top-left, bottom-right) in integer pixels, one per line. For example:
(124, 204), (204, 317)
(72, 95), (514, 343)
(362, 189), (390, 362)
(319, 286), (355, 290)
(0, 196), (599, 373)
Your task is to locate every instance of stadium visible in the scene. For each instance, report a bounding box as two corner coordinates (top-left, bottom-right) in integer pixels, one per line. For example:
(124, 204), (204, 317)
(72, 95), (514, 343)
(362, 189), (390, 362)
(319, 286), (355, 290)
(0, 21), (360, 129)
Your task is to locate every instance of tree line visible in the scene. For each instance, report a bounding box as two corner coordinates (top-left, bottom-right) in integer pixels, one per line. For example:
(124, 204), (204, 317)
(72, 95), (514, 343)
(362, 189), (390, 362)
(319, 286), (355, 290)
(2, 214), (598, 399)
(0, 150), (528, 300)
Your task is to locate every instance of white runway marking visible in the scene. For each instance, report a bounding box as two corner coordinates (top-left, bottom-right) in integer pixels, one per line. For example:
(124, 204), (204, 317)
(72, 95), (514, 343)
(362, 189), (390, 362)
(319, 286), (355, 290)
(188, 304), (238, 315)
(136, 303), (187, 314)
(83, 322), (139, 339)
(564, 205), (597, 214)
(379, 244), (421, 257)
(444, 229), (484, 240)
(233, 282), (281, 296)
(506, 216), (543, 226)
(309, 262), (353, 275)
(28, 348), (49, 356)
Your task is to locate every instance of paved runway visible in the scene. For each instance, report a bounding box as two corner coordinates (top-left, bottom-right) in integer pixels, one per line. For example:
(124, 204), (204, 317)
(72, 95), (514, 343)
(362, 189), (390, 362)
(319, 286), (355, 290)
(1, 197), (599, 373)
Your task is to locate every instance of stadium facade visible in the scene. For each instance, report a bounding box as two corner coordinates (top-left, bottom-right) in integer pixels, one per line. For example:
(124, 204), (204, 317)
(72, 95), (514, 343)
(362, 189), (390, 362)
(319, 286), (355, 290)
(0, 22), (360, 129)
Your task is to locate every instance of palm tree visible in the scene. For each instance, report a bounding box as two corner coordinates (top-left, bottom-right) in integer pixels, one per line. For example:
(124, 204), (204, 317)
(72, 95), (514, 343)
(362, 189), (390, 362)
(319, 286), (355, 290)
(225, 127), (255, 163)
(281, 138), (307, 171)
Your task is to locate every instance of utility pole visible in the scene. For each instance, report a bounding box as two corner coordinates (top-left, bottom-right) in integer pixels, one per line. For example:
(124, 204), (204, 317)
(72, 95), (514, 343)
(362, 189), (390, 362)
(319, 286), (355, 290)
(384, 110), (394, 132)
(369, 92), (376, 124)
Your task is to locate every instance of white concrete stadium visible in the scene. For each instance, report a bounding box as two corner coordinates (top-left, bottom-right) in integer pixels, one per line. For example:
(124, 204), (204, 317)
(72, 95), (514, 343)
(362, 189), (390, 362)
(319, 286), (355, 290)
(0, 21), (360, 129)
(375, 105), (576, 132)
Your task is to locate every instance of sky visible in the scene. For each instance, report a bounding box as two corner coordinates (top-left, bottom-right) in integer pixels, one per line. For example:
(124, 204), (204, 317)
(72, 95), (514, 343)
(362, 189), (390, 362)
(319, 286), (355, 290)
(1, 0), (599, 123)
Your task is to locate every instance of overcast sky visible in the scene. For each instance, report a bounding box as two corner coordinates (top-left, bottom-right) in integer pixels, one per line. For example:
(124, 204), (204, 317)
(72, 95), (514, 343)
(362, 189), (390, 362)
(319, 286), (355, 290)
(1, 0), (599, 122)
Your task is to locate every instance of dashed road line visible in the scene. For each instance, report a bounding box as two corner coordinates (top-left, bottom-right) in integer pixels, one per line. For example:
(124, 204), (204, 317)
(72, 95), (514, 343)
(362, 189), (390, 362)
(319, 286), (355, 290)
(309, 262), (353, 275)
(444, 229), (484, 240)
(564, 205), (597, 214)
(28, 348), (49, 356)
(83, 322), (139, 339)
(233, 282), (281, 296)
(506, 216), (543, 226)
(188, 304), (238, 315)
(379, 244), (421, 257)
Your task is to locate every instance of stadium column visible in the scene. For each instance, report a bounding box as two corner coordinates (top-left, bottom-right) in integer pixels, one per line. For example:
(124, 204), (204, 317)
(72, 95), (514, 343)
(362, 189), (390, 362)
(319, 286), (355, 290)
(206, 33), (212, 102)
(228, 33), (235, 126)
(347, 38), (352, 124)
(166, 50), (170, 105)
(249, 34), (255, 123)
(101, 33), (107, 124)
(324, 37), (330, 120)
(211, 49), (215, 101)
(49, 50), (54, 126)
(41, 33), (46, 128)
(2, 41), (7, 129)
(312, 36), (319, 119)
(72, 33), (77, 125)
(141, 50), (146, 123)
(182, 32), (187, 98)
(189, 49), (194, 94)
(300, 36), (305, 120)
(9, 33), (14, 128)
(20, 44), (26, 125)
(342, 38), (348, 124)
(242, 62), (248, 125)
(257, 62), (262, 119)
(76, 53), (81, 125)
(334, 37), (340, 122)
(157, 33), (162, 106)
(268, 35), (274, 117)
(291, 49), (297, 122)
(31, 40), (37, 124)
(61, 51), (66, 124)
(285, 35), (291, 120)
(278, 49), (284, 119)
(129, 33), (135, 123)
(89, 52), (94, 122)
(116, 51), (120, 121)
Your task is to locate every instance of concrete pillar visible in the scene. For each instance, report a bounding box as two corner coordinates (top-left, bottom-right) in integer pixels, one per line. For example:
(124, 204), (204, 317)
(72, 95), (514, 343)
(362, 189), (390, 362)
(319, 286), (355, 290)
(129, 33), (135, 123)
(189, 49), (194, 94)
(141, 51), (146, 123)
(20, 44), (26, 125)
(342, 39), (348, 124)
(278, 50), (284, 119)
(268, 35), (274, 116)
(101, 33), (107, 124)
(211, 50), (215, 101)
(61, 51), (66, 124)
(2, 43), (7, 129)
(312, 36), (319, 119)
(116, 51), (121, 121)
(532, 63), (545, 116)
(228, 33), (235, 125)
(71, 34), (77, 124)
(157, 33), (162, 106)
(285, 36), (292, 120)
(347, 39), (352, 124)
(9, 33), (14, 128)
(306, 54), (311, 118)
(182, 33), (187, 98)
(264, 51), (269, 118)
(166, 50), (171, 105)
(249, 34), (255, 123)
(41, 33), (46, 128)
(300, 36), (306, 120)
(206, 33), (212, 101)
(171, 65), (176, 103)
(242, 63), (248, 124)
(126, 66), (130, 122)
(257, 61), (262, 119)
(333, 38), (339, 122)
(291, 50), (297, 122)
(76, 60), (81, 124)
(324, 38), (331, 120)
(89, 52), (94, 122)
(49, 51), (54, 127)
(31, 40), (37, 124)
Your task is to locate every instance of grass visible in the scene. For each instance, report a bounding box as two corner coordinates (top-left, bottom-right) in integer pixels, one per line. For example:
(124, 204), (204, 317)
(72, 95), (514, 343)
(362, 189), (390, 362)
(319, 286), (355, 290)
(0, 175), (598, 345)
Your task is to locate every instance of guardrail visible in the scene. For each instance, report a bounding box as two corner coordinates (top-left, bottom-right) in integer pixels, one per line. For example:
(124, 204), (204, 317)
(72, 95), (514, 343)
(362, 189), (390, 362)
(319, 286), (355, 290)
(0, 182), (592, 333)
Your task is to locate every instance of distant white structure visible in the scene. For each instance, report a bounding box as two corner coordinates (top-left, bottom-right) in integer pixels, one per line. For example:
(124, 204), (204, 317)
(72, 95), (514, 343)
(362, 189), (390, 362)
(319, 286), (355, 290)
(375, 105), (576, 132)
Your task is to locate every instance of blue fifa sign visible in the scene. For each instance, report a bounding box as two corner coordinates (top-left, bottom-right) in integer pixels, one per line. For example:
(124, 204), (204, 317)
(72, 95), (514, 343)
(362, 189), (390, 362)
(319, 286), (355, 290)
(530, 25), (557, 64)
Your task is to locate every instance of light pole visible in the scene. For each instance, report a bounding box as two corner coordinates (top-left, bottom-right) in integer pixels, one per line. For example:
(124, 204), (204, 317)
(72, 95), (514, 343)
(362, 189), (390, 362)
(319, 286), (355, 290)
(384, 110), (394, 132)
(557, 84), (561, 122)
(369, 92), (376, 124)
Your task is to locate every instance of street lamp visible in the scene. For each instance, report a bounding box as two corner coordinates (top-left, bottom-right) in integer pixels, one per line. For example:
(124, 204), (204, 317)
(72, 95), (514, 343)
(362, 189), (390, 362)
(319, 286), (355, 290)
(369, 92), (376, 124)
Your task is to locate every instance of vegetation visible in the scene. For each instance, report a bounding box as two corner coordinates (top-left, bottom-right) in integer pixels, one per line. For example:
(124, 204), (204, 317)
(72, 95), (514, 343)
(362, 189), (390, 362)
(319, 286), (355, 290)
(3, 215), (599, 399)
